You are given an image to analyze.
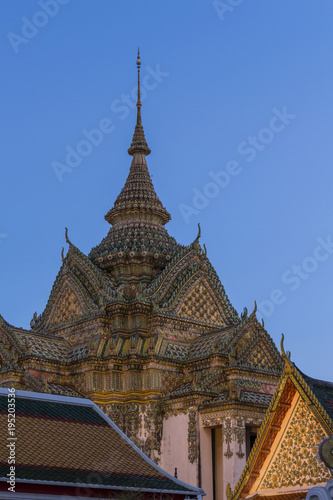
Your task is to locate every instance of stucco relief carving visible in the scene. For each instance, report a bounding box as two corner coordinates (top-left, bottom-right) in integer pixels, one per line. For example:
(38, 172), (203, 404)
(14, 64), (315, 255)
(224, 418), (233, 459)
(261, 398), (331, 489)
(188, 407), (198, 463)
(222, 417), (246, 459)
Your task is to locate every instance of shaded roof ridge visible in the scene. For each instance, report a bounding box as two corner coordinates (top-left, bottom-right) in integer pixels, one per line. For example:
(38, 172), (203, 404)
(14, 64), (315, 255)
(66, 240), (117, 297)
(204, 256), (239, 323)
(298, 367), (333, 389)
(32, 235), (119, 332)
(32, 259), (99, 333)
(142, 246), (193, 298)
(287, 361), (333, 424)
(0, 314), (26, 355)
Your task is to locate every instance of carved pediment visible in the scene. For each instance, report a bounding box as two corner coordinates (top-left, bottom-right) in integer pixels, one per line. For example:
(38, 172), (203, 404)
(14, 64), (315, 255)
(236, 328), (283, 372)
(260, 395), (331, 489)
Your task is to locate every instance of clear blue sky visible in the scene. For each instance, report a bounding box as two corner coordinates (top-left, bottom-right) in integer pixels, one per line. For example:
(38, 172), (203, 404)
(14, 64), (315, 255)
(1, 1), (333, 381)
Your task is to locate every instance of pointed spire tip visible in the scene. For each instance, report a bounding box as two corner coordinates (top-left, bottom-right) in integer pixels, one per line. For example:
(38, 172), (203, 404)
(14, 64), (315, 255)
(128, 49), (151, 156)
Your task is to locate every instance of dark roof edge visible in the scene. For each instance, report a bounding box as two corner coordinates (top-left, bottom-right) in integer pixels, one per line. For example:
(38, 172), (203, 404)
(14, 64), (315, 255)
(0, 477), (203, 496)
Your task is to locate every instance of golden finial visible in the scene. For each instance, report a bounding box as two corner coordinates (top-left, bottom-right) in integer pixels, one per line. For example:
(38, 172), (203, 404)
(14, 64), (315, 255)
(136, 48), (142, 125)
(61, 247), (65, 262)
(253, 300), (257, 314)
(203, 244), (207, 258)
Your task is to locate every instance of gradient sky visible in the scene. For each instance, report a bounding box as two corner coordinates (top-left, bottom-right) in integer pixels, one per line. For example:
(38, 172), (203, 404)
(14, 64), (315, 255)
(1, 1), (333, 381)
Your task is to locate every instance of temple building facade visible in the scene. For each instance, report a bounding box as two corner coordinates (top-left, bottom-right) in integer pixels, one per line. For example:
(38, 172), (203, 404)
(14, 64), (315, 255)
(0, 53), (285, 499)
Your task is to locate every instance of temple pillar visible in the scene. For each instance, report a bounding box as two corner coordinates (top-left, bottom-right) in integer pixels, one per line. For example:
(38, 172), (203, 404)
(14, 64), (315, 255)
(199, 424), (214, 500)
(222, 417), (247, 500)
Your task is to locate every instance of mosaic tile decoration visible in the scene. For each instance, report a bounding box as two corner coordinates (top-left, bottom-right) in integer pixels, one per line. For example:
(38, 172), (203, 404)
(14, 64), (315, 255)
(18, 332), (70, 361)
(240, 391), (273, 406)
(177, 282), (225, 325)
(164, 341), (189, 360)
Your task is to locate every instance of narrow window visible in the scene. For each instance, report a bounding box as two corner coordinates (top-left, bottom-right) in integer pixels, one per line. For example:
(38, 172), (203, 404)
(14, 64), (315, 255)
(246, 426), (258, 459)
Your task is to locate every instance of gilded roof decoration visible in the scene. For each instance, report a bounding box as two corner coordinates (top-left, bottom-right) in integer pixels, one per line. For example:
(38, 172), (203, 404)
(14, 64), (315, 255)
(261, 395), (331, 490)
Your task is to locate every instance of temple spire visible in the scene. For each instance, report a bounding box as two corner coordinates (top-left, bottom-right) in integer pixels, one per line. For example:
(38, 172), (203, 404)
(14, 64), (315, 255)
(128, 49), (151, 156)
(136, 48), (142, 125)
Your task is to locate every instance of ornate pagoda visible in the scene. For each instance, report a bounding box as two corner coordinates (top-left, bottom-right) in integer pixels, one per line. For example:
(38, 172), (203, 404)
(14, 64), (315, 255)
(0, 52), (284, 500)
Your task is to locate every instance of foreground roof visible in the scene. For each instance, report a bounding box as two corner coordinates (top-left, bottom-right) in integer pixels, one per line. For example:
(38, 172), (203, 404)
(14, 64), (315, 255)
(0, 388), (204, 498)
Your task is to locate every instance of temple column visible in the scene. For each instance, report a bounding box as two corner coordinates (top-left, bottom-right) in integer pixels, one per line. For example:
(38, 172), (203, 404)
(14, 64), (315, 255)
(221, 417), (247, 500)
(199, 424), (214, 500)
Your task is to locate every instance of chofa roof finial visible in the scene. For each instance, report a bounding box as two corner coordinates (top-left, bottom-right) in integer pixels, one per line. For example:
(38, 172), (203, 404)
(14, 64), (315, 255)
(65, 227), (72, 245)
(280, 333), (291, 360)
(195, 223), (201, 242)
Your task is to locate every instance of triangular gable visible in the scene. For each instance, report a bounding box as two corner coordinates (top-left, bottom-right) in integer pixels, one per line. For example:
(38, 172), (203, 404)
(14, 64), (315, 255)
(144, 246), (239, 326)
(237, 331), (283, 372)
(33, 243), (117, 332)
(259, 392), (331, 491)
(45, 279), (88, 329)
(233, 359), (333, 500)
(176, 279), (226, 326)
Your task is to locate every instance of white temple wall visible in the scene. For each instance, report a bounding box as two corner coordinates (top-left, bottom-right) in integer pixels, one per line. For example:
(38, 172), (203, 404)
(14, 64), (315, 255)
(160, 413), (197, 487)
